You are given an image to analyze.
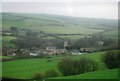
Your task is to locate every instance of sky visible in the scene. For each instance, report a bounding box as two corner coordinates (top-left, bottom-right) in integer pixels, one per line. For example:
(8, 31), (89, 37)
(1, 0), (119, 19)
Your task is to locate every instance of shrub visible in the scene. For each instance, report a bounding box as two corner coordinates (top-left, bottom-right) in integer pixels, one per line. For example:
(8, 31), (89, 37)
(33, 72), (45, 80)
(102, 50), (120, 69)
(45, 69), (59, 78)
(47, 59), (52, 62)
(58, 57), (98, 76)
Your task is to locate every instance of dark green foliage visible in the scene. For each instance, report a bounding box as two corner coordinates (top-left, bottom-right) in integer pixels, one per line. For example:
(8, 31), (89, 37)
(33, 72), (45, 80)
(45, 69), (59, 78)
(10, 26), (18, 32)
(58, 57), (98, 76)
(102, 50), (120, 69)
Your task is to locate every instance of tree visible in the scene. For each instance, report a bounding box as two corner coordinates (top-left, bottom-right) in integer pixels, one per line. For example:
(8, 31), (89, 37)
(102, 50), (120, 69)
(33, 72), (45, 80)
(58, 57), (98, 76)
(10, 26), (18, 32)
(45, 69), (59, 78)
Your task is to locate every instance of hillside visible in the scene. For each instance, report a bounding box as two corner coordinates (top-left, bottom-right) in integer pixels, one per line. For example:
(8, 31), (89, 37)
(2, 13), (118, 39)
(48, 68), (119, 80)
(2, 51), (106, 79)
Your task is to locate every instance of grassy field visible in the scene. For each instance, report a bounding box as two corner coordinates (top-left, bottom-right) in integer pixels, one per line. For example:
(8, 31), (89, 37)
(2, 51), (107, 79)
(0, 36), (2, 48)
(3, 58), (58, 79)
(49, 68), (119, 79)
(2, 13), (118, 41)
(2, 13), (118, 40)
(2, 36), (16, 48)
(0, 56), (13, 59)
(2, 36), (16, 42)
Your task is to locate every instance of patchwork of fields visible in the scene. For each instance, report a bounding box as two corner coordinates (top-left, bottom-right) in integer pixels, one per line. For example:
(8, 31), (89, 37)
(2, 13), (118, 39)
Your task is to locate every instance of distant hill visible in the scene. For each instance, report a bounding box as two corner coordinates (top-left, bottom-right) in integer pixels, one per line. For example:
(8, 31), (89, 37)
(2, 12), (118, 39)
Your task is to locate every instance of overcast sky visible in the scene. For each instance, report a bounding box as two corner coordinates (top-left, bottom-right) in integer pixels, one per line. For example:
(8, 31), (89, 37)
(1, 0), (119, 19)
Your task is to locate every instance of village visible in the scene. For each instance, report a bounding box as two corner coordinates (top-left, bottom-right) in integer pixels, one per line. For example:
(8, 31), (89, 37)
(6, 41), (92, 57)
(2, 27), (106, 58)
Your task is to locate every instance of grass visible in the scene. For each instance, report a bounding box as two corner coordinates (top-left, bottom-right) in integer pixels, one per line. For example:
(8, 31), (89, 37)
(2, 36), (16, 48)
(0, 36), (2, 48)
(2, 13), (118, 40)
(49, 68), (119, 79)
(2, 51), (107, 79)
(2, 13), (105, 35)
(2, 36), (16, 42)
(0, 56), (13, 59)
(2, 58), (58, 79)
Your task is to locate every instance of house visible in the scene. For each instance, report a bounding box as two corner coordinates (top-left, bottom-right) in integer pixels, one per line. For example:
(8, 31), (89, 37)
(56, 49), (67, 54)
(64, 41), (68, 48)
(71, 50), (83, 55)
(45, 46), (67, 55)
(46, 46), (57, 55)
(80, 48), (91, 53)
(11, 53), (16, 56)
(46, 46), (56, 51)
(98, 41), (104, 46)
(29, 53), (38, 56)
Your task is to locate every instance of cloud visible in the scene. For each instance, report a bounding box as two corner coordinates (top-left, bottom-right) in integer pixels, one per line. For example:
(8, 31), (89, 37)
(2, 2), (118, 19)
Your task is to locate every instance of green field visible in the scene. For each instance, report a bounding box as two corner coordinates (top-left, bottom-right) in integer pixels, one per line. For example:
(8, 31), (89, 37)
(0, 56), (13, 59)
(2, 51), (108, 79)
(2, 36), (16, 42)
(2, 36), (16, 48)
(2, 58), (58, 79)
(2, 13), (119, 80)
(0, 36), (2, 48)
(2, 13), (118, 40)
(49, 68), (119, 79)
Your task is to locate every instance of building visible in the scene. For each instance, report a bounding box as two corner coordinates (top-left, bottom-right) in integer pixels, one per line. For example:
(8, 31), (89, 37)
(64, 41), (68, 48)
(45, 46), (67, 55)
(29, 53), (38, 56)
(46, 46), (57, 55)
(80, 48), (91, 52)
(71, 50), (83, 55)
(56, 49), (67, 54)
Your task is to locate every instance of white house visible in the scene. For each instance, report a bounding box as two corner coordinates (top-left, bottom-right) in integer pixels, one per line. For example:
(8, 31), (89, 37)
(29, 53), (38, 56)
(11, 53), (16, 56)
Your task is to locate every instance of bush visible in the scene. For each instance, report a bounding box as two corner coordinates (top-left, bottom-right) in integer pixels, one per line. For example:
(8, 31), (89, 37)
(45, 69), (59, 78)
(33, 72), (45, 80)
(47, 59), (52, 62)
(102, 50), (120, 69)
(58, 57), (98, 76)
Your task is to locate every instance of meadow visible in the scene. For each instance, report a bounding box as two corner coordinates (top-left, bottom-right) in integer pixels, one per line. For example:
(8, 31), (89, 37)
(2, 13), (118, 40)
(2, 51), (113, 79)
(49, 68), (119, 79)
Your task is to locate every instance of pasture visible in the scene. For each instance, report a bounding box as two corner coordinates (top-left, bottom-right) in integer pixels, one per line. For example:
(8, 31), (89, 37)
(3, 51), (107, 79)
(49, 68), (119, 79)
(2, 13), (118, 40)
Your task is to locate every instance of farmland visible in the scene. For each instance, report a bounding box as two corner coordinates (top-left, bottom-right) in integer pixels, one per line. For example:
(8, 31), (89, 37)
(49, 68), (119, 79)
(2, 13), (118, 40)
(2, 12), (119, 80)
(2, 51), (108, 79)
